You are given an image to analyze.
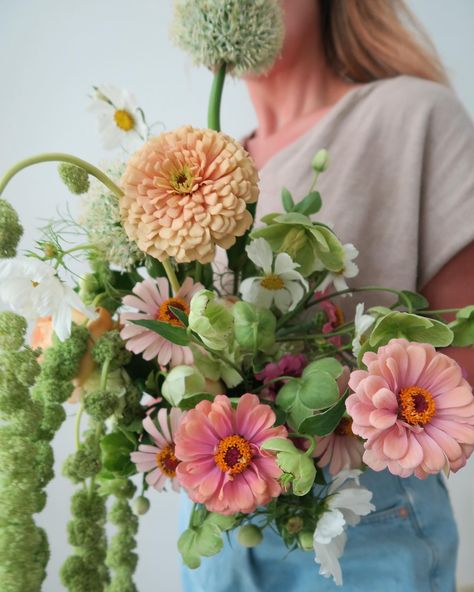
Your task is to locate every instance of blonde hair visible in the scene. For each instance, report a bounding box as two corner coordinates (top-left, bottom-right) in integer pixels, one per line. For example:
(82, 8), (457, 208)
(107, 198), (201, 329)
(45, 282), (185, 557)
(320, 0), (449, 85)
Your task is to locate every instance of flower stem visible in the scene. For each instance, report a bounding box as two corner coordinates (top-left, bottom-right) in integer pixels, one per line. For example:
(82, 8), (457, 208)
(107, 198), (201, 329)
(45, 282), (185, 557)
(308, 286), (414, 313)
(100, 357), (111, 391)
(207, 63), (227, 132)
(0, 152), (124, 198)
(74, 403), (84, 450)
(162, 258), (181, 295)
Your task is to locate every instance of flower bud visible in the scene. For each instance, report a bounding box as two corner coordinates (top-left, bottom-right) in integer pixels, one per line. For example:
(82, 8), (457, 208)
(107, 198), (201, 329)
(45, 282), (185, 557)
(132, 496), (150, 516)
(298, 530), (314, 551)
(162, 365), (206, 406)
(58, 163), (90, 195)
(286, 516), (304, 535)
(237, 524), (263, 548)
(311, 149), (329, 173)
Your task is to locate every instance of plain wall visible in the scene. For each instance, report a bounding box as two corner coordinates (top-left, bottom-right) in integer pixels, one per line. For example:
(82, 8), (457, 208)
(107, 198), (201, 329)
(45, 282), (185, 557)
(0, 1), (473, 590)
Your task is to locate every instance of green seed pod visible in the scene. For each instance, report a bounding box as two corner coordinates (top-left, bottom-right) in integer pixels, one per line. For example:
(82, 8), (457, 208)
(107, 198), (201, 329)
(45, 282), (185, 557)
(58, 162), (90, 194)
(237, 524), (263, 548)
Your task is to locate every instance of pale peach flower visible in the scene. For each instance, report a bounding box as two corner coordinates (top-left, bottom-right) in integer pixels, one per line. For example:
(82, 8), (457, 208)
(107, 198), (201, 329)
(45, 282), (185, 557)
(120, 125), (259, 263)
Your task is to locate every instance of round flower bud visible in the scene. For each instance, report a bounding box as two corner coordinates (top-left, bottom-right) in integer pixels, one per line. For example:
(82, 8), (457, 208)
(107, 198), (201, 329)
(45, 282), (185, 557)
(311, 149), (330, 173)
(162, 365), (206, 406)
(298, 530), (314, 552)
(0, 311), (27, 350)
(0, 198), (23, 258)
(58, 162), (90, 195)
(171, 0), (284, 77)
(237, 524), (263, 548)
(132, 496), (150, 516)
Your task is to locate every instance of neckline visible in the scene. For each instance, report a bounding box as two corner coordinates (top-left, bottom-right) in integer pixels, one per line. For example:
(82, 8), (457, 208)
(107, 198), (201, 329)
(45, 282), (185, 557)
(250, 78), (386, 175)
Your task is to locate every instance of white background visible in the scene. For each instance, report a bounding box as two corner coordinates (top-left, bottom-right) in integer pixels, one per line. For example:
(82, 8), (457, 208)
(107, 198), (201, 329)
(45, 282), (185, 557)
(1, 1), (474, 590)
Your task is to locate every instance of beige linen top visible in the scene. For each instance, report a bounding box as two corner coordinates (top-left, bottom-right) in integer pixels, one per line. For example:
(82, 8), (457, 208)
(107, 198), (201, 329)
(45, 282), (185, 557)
(252, 75), (474, 312)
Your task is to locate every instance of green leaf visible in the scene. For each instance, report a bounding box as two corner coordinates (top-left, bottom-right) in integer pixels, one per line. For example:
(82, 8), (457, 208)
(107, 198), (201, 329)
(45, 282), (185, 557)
(393, 290), (429, 311)
(449, 305), (474, 346)
(100, 432), (135, 475)
(298, 391), (349, 436)
(178, 529), (201, 569)
(232, 301), (276, 353)
(132, 319), (190, 346)
(298, 370), (340, 410)
(169, 306), (189, 327)
(369, 311), (453, 348)
(292, 191), (322, 216)
(227, 202), (257, 272)
(261, 437), (299, 453)
(303, 358), (343, 380)
(281, 187), (294, 212)
(310, 225), (345, 271)
(178, 392), (214, 410)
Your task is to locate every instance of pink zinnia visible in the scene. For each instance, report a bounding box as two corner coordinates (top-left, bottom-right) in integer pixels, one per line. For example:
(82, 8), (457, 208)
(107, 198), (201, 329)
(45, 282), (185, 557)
(346, 338), (474, 478)
(314, 367), (364, 475)
(131, 409), (184, 492)
(174, 394), (287, 515)
(120, 276), (202, 366)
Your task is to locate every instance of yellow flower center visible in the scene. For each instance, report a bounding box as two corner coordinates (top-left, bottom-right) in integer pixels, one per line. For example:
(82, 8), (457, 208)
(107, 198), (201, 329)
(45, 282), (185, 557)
(334, 417), (354, 437)
(214, 434), (253, 475)
(156, 445), (180, 478)
(157, 297), (189, 326)
(169, 165), (195, 193)
(260, 274), (285, 291)
(114, 109), (135, 131)
(398, 386), (436, 426)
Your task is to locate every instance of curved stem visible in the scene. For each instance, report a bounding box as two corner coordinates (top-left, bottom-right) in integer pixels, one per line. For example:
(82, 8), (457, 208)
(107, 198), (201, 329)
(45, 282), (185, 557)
(0, 152), (124, 198)
(162, 258), (181, 295)
(309, 286), (413, 313)
(75, 403), (84, 450)
(207, 64), (227, 132)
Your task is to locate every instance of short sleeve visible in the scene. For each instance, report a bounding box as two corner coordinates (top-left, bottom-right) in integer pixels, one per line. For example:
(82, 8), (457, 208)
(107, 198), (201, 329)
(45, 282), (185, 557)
(418, 88), (474, 289)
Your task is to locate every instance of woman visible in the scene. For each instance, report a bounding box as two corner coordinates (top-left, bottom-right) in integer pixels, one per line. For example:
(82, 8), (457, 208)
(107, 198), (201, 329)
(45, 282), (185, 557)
(181, 1), (474, 590)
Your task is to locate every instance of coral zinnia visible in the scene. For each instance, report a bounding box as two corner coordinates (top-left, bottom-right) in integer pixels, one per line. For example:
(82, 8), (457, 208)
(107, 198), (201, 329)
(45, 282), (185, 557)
(346, 338), (474, 478)
(120, 276), (203, 366)
(120, 125), (259, 263)
(131, 409), (184, 491)
(174, 394), (287, 514)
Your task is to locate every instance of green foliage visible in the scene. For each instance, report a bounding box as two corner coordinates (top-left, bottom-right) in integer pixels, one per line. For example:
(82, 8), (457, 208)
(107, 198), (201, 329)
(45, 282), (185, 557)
(132, 318), (190, 346)
(0, 198), (23, 258)
(298, 391), (350, 436)
(232, 301), (276, 354)
(63, 445), (102, 483)
(84, 390), (120, 421)
(0, 312), (26, 350)
(106, 494), (139, 591)
(188, 290), (234, 350)
(100, 432), (136, 477)
(449, 305), (474, 346)
(161, 365), (206, 406)
(92, 330), (132, 369)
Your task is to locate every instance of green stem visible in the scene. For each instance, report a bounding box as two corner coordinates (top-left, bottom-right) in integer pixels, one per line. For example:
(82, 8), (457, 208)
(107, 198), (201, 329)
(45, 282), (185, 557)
(276, 327), (353, 342)
(253, 375), (296, 393)
(0, 152), (124, 198)
(288, 432), (316, 456)
(308, 171), (320, 193)
(100, 357), (111, 391)
(418, 308), (461, 315)
(74, 403), (84, 450)
(308, 286), (413, 313)
(194, 262), (203, 284)
(62, 243), (97, 256)
(207, 63), (227, 132)
(162, 258), (181, 295)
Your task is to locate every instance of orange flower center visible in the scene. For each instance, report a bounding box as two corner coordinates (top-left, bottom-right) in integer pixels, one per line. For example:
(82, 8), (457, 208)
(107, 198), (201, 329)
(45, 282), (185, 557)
(156, 445), (180, 478)
(169, 165), (194, 193)
(334, 417), (354, 437)
(398, 386), (436, 426)
(114, 109), (135, 131)
(157, 297), (189, 326)
(260, 274), (285, 291)
(214, 434), (253, 475)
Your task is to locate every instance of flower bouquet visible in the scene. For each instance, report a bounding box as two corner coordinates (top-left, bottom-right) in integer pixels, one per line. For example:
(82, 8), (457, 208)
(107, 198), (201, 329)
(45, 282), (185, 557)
(1, 1), (474, 590)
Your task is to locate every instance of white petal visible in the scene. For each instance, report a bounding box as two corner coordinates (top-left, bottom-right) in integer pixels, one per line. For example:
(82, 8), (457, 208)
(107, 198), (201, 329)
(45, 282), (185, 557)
(273, 252), (298, 275)
(273, 289), (292, 313)
(285, 281), (305, 311)
(314, 509), (345, 544)
(313, 532), (346, 586)
(246, 238), (273, 273)
(333, 275), (349, 293)
(239, 277), (260, 303)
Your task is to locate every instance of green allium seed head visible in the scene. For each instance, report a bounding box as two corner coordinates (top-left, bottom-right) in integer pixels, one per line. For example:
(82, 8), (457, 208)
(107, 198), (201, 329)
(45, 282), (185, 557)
(38, 402), (66, 438)
(84, 389), (119, 421)
(58, 162), (90, 195)
(0, 311), (27, 350)
(62, 446), (101, 483)
(71, 490), (106, 522)
(92, 330), (132, 369)
(0, 198), (23, 258)
(171, 0), (284, 77)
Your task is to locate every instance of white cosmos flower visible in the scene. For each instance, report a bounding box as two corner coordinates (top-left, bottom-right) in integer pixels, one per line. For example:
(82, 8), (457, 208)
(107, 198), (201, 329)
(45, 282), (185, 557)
(352, 303), (375, 357)
(239, 238), (308, 313)
(317, 243), (359, 294)
(0, 257), (96, 341)
(313, 470), (374, 586)
(88, 85), (147, 151)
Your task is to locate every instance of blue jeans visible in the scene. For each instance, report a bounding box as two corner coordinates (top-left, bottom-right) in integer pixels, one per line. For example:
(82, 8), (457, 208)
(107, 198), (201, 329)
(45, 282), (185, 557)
(179, 469), (458, 591)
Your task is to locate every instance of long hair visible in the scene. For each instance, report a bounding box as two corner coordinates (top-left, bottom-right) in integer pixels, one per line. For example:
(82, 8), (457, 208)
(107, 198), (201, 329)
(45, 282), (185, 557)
(320, 0), (449, 85)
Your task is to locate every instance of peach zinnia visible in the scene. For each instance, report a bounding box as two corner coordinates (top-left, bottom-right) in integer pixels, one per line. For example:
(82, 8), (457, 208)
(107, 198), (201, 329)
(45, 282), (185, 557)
(174, 394), (287, 515)
(120, 125), (259, 263)
(346, 338), (474, 478)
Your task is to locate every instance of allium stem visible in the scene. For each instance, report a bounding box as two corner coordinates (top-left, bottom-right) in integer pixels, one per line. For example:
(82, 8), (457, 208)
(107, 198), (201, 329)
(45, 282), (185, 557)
(0, 152), (124, 198)
(162, 258), (181, 295)
(207, 63), (227, 132)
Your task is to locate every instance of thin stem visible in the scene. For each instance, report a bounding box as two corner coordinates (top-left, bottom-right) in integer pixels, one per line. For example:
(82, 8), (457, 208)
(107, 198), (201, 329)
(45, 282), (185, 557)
(308, 171), (320, 193)
(74, 403), (84, 450)
(100, 357), (111, 391)
(287, 432), (316, 456)
(207, 64), (227, 132)
(418, 308), (461, 315)
(162, 258), (181, 295)
(276, 327), (353, 342)
(252, 376), (296, 393)
(62, 243), (97, 256)
(194, 262), (203, 284)
(308, 286), (413, 313)
(0, 152), (124, 198)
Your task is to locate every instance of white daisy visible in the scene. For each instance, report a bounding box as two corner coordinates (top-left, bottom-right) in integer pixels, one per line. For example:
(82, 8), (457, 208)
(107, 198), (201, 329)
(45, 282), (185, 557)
(88, 85), (147, 151)
(239, 238), (308, 313)
(352, 303), (375, 357)
(317, 243), (359, 294)
(313, 470), (374, 586)
(0, 257), (96, 341)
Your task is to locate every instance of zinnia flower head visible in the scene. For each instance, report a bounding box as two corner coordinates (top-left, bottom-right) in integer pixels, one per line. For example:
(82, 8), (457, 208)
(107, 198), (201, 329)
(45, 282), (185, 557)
(346, 338), (474, 478)
(131, 409), (184, 491)
(171, 0), (284, 77)
(120, 126), (259, 263)
(174, 393), (287, 514)
(120, 276), (203, 366)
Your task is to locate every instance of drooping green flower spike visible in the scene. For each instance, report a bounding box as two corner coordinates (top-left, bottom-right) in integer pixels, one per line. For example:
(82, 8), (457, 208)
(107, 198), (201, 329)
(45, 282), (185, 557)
(0, 198), (23, 258)
(171, 0), (284, 78)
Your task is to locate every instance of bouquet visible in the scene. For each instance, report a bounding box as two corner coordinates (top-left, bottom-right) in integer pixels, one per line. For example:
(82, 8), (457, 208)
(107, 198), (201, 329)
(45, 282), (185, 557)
(1, 1), (473, 590)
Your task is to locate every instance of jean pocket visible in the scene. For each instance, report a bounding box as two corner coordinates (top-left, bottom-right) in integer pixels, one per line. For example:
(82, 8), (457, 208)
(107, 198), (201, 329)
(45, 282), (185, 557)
(359, 503), (411, 525)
